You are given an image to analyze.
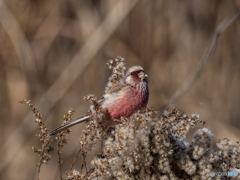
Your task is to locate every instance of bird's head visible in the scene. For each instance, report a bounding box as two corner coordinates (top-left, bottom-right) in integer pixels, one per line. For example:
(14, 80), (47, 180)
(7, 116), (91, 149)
(124, 66), (148, 86)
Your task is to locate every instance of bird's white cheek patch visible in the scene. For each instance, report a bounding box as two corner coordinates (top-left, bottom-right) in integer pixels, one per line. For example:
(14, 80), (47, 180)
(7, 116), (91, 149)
(125, 76), (134, 85)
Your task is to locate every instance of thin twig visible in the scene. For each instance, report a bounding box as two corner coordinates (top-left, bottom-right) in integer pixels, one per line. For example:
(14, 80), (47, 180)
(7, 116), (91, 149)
(37, 155), (42, 180)
(83, 168), (95, 180)
(57, 145), (63, 180)
(0, 0), (140, 171)
(81, 164), (84, 174)
(82, 152), (88, 173)
(70, 147), (82, 171)
(162, 11), (240, 110)
(37, 143), (45, 180)
(37, 160), (42, 180)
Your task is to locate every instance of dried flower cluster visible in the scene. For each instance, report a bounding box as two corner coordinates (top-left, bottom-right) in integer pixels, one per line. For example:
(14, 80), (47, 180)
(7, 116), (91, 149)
(56, 108), (75, 154)
(57, 108), (75, 179)
(105, 55), (126, 93)
(19, 100), (54, 179)
(67, 105), (240, 180)
(22, 57), (240, 180)
(88, 107), (233, 180)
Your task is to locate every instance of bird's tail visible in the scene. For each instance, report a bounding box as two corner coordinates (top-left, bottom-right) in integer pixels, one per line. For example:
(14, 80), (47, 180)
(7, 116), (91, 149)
(49, 115), (90, 136)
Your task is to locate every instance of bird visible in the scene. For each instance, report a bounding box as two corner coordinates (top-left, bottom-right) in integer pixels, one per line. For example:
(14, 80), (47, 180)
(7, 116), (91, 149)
(49, 65), (149, 136)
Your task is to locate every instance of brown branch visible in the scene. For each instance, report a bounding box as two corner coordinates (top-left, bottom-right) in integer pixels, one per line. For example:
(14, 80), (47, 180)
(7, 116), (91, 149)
(162, 11), (240, 110)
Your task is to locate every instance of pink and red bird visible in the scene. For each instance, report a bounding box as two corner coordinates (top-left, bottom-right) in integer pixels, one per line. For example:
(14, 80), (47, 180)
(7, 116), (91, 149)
(49, 66), (149, 136)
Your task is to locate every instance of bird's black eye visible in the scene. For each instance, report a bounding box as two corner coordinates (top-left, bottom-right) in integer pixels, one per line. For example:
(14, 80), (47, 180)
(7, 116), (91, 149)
(131, 72), (134, 75)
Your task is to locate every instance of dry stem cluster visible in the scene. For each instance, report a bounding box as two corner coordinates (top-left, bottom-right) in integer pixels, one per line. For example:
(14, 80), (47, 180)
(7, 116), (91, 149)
(21, 57), (240, 180)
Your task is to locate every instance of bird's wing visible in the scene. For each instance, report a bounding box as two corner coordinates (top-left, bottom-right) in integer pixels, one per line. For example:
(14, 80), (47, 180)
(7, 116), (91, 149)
(98, 83), (129, 105)
(49, 115), (90, 136)
(106, 82), (129, 94)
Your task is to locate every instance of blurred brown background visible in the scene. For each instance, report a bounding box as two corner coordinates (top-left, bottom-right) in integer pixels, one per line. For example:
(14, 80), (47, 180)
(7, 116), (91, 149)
(0, 0), (240, 179)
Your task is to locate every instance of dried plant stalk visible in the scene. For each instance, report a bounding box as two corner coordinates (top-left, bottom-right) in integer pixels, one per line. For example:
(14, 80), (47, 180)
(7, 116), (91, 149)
(19, 100), (54, 180)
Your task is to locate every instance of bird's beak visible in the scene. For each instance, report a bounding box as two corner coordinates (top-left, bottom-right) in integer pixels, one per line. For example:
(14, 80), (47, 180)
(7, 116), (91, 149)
(138, 71), (148, 81)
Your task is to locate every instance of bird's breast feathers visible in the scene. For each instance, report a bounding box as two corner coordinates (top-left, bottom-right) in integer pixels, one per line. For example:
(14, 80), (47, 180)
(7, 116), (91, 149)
(100, 84), (148, 120)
